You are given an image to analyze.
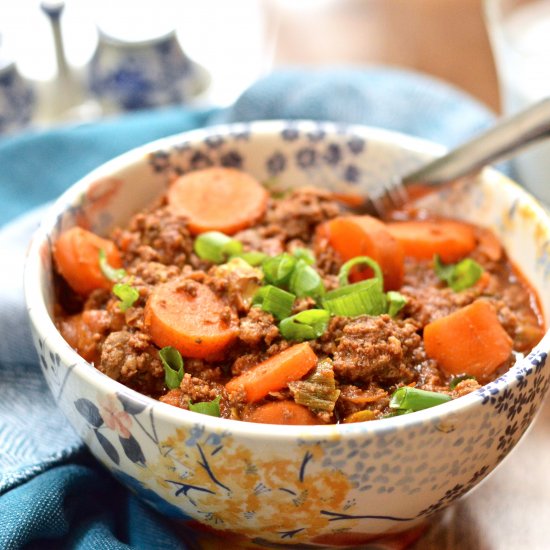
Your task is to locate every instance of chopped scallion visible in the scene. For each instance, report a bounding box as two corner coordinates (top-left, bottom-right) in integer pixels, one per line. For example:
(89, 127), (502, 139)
(113, 283), (139, 312)
(189, 395), (221, 417)
(159, 346), (184, 390)
(99, 249), (126, 282)
(289, 259), (325, 300)
(240, 251), (268, 266)
(194, 231), (243, 264)
(279, 309), (330, 341)
(387, 291), (407, 317)
(389, 387), (451, 412)
(292, 247), (316, 265)
(434, 254), (484, 292)
(338, 256), (384, 288)
(322, 279), (387, 317)
(252, 285), (295, 320)
(262, 253), (297, 286)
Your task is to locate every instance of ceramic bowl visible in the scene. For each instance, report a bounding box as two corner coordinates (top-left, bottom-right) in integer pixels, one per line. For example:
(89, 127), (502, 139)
(24, 120), (550, 548)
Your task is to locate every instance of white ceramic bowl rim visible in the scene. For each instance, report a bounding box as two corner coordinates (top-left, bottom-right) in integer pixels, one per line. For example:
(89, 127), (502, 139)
(24, 119), (550, 441)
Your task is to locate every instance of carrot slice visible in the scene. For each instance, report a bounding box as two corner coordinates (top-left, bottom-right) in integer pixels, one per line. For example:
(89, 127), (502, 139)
(318, 215), (404, 290)
(58, 310), (109, 363)
(424, 300), (513, 380)
(243, 400), (322, 425)
(53, 227), (122, 295)
(225, 343), (318, 403)
(386, 219), (476, 263)
(167, 167), (268, 235)
(144, 278), (238, 359)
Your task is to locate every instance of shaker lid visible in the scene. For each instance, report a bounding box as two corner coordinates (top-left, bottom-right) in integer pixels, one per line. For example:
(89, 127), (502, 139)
(94, 0), (176, 46)
(0, 33), (15, 74)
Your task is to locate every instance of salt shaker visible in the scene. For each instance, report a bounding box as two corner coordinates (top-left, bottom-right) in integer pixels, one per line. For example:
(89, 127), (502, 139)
(88, 11), (206, 113)
(0, 42), (34, 135)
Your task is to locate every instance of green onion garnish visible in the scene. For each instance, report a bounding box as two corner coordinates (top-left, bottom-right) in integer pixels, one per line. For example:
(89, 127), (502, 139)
(292, 247), (315, 265)
(189, 395), (221, 417)
(449, 374), (476, 390)
(322, 279), (387, 317)
(194, 231), (243, 264)
(434, 254), (484, 292)
(338, 256), (384, 288)
(113, 283), (139, 312)
(279, 309), (330, 341)
(99, 249), (126, 282)
(240, 251), (268, 266)
(262, 253), (297, 286)
(252, 285), (296, 320)
(387, 291), (407, 317)
(289, 259), (325, 300)
(159, 346), (184, 390)
(389, 387), (451, 412)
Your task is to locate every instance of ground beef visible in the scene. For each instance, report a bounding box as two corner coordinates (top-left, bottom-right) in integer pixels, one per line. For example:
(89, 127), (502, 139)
(333, 315), (422, 385)
(451, 378), (482, 398)
(233, 188), (342, 251)
(113, 205), (194, 268)
(160, 373), (232, 418)
(263, 188), (342, 242)
(400, 259), (482, 325)
(98, 330), (164, 395)
(127, 261), (180, 286)
(238, 307), (280, 347)
(335, 384), (390, 419)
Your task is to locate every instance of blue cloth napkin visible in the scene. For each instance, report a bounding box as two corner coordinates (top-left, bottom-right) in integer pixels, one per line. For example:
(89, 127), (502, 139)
(0, 67), (495, 549)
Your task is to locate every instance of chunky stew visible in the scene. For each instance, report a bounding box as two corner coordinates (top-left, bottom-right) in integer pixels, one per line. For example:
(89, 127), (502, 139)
(53, 167), (545, 424)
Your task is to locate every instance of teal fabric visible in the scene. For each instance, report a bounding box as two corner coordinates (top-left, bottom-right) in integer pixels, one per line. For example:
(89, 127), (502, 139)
(0, 106), (217, 226)
(0, 67), (495, 548)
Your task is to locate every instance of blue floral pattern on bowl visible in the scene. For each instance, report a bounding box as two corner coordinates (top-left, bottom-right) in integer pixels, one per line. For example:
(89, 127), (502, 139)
(25, 120), (550, 547)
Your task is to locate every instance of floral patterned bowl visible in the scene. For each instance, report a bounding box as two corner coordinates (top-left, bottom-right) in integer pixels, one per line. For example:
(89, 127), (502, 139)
(24, 120), (550, 548)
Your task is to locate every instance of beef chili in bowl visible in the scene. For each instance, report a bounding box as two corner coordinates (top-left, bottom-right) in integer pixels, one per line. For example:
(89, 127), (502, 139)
(24, 121), (550, 545)
(53, 167), (544, 425)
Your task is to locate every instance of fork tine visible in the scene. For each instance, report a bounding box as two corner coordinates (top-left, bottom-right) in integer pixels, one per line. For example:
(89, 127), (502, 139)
(364, 175), (409, 218)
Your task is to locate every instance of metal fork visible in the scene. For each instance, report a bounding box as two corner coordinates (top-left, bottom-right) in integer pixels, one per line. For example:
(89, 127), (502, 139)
(366, 97), (550, 217)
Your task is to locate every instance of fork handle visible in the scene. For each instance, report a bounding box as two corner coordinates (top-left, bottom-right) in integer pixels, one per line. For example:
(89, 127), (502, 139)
(403, 97), (550, 187)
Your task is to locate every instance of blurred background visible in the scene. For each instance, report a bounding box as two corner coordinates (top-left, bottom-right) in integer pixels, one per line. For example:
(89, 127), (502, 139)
(0, 0), (499, 135)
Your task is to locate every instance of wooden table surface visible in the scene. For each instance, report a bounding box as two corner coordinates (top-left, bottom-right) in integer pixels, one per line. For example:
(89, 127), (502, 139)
(271, 0), (501, 113)
(272, 2), (550, 548)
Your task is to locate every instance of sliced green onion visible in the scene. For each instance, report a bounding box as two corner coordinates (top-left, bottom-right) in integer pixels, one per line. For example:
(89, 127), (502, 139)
(252, 285), (295, 320)
(338, 256), (384, 288)
(99, 249), (126, 282)
(322, 279), (387, 317)
(159, 346), (184, 390)
(194, 231), (243, 264)
(389, 387), (451, 412)
(279, 309), (330, 341)
(387, 291), (407, 317)
(449, 374), (476, 390)
(292, 247), (315, 265)
(262, 253), (297, 286)
(434, 254), (484, 292)
(189, 395), (221, 417)
(113, 283), (139, 312)
(289, 259), (325, 300)
(240, 251), (268, 266)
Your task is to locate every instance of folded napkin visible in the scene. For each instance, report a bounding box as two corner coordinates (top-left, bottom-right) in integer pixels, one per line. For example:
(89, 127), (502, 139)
(0, 67), (495, 549)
